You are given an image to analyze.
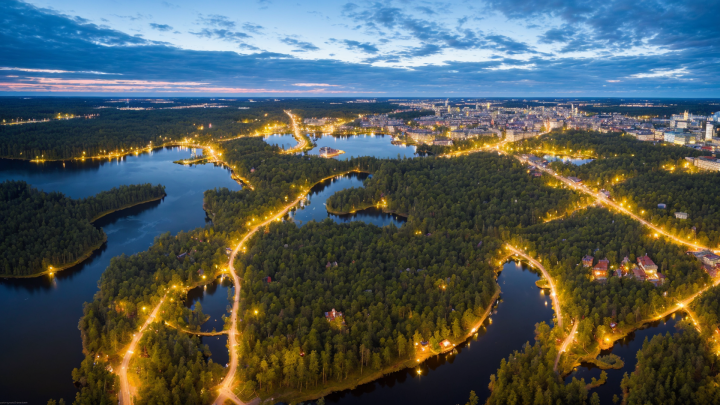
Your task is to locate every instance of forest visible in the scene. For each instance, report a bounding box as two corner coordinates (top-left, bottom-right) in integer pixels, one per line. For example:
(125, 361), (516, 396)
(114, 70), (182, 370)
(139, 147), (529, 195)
(325, 152), (584, 234)
(612, 171), (720, 247)
(514, 131), (703, 189)
(234, 220), (501, 399)
(487, 322), (595, 405)
(620, 328), (720, 404)
(0, 181), (165, 276)
(75, 229), (229, 405)
(0, 98), (395, 160)
(512, 207), (707, 334)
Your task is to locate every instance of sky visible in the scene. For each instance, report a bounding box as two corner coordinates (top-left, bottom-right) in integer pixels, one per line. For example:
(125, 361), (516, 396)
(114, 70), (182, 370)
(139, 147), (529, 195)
(0, 0), (718, 96)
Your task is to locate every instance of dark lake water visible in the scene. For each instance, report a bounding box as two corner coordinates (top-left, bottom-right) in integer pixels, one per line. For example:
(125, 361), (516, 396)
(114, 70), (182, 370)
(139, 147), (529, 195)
(290, 172), (405, 228)
(0, 147), (242, 405)
(264, 134), (417, 160)
(185, 277), (233, 367)
(563, 313), (684, 403)
(543, 155), (594, 166)
(326, 261), (554, 405)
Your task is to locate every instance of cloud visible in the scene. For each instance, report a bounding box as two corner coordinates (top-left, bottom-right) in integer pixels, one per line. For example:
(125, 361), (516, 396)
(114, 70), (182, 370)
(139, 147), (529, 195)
(149, 23), (173, 32)
(242, 23), (264, 34)
(335, 39), (379, 54)
(191, 28), (251, 42)
(281, 37), (319, 52)
(1, 0), (719, 96)
(197, 14), (236, 29)
(292, 83), (341, 87)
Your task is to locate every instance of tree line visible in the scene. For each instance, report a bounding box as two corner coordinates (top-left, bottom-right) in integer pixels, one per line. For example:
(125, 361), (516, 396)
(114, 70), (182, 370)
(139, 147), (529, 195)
(0, 180), (165, 276)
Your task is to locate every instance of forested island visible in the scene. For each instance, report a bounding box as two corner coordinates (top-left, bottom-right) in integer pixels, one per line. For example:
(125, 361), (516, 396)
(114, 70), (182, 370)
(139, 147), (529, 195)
(0, 181), (165, 277)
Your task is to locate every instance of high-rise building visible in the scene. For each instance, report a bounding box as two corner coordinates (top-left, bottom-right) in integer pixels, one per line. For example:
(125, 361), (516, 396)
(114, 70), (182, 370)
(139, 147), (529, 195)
(707, 123), (715, 141)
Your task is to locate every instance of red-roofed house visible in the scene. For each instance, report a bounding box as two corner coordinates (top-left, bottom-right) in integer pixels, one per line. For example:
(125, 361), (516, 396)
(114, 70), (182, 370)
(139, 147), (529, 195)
(593, 258), (609, 279)
(632, 267), (647, 281)
(637, 255), (658, 274)
(325, 308), (343, 322)
(582, 256), (594, 268)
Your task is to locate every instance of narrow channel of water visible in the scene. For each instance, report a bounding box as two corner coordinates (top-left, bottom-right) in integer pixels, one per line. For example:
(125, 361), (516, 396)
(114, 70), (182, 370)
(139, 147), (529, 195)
(0, 147), (242, 404)
(325, 261), (554, 405)
(563, 313), (684, 403)
(290, 172), (406, 228)
(264, 134), (417, 160)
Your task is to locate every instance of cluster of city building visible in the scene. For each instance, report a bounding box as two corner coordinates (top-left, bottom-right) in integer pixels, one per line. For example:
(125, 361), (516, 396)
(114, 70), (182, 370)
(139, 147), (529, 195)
(687, 250), (720, 278)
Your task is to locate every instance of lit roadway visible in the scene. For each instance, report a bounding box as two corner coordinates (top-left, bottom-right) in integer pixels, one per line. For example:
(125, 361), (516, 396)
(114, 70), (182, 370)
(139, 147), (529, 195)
(212, 172), (358, 405)
(118, 295), (166, 405)
(554, 321), (578, 372)
(506, 244), (563, 329)
(516, 155), (718, 253)
(283, 110), (309, 153)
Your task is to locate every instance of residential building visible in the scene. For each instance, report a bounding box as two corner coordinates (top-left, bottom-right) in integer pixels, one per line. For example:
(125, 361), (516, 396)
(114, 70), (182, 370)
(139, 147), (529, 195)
(582, 256), (594, 267)
(632, 267), (647, 281)
(675, 212), (688, 219)
(637, 255), (658, 275)
(593, 258), (609, 279)
(325, 308), (343, 322)
(693, 156), (720, 172)
(703, 254), (720, 267)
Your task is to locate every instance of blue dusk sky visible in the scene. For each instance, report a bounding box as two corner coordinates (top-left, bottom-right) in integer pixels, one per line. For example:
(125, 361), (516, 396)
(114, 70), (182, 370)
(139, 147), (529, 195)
(0, 0), (718, 96)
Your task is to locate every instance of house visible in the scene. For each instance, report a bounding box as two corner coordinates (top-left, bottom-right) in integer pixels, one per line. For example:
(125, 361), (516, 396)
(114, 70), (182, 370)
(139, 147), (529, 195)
(704, 264), (719, 278)
(197, 268), (204, 276)
(263, 276), (271, 283)
(620, 256), (632, 274)
(688, 250), (713, 260)
(440, 339), (453, 349)
(568, 176), (582, 184)
(675, 212), (688, 219)
(177, 252), (187, 260)
(658, 203), (667, 209)
(433, 139), (453, 146)
(593, 258), (609, 279)
(637, 255), (658, 275)
(325, 308), (343, 322)
(582, 256), (594, 268)
(632, 267), (647, 281)
(650, 273), (666, 286)
(225, 247), (232, 255)
(702, 254), (720, 267)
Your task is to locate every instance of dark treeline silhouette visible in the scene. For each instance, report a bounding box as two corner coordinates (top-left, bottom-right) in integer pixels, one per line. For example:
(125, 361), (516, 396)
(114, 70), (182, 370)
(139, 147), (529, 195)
(0, 181), (165, 276)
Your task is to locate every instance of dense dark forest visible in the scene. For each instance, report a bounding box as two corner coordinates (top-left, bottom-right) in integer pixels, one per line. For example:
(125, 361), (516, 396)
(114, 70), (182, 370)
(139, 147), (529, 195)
(75, 229), (228, 405)
(326, 152), (583, 234)
(620, 328), (720, 404)
(513, 208), (706, 333)
(235, 220), (501, 396)
(691, 285), (720, 341)
(0, 98), (395, 160)
(415, 136), (499, 156)
(0, 181), (165, 276)
(613, 172), (720, 246)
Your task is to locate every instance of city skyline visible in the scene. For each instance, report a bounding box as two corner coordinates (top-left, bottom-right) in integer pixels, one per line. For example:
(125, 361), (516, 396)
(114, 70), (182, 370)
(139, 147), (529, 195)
(1, 0), (719, 96)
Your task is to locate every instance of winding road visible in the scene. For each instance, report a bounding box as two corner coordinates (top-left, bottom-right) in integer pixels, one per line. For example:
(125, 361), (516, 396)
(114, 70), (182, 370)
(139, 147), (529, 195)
(118, 295), (166, 405)
(283, 110), (309, 153)
(506, 244), (563, 329)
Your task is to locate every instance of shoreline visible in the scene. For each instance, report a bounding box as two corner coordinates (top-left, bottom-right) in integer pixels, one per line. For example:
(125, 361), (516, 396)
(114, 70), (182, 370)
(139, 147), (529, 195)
(262, 288), (502, 404)
(90, 194), (166, 222)
(2, 194), (166, 279)
(326, 203), (409, 218)
(2, 234), (108, 279)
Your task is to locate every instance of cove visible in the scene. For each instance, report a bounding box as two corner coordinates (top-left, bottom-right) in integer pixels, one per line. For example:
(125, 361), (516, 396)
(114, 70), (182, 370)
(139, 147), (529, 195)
(563, 313), (684, 403)
(263, 134), (417, 160)
(289, 172), (406, 228)
(185, 277), (233, 367)
(0, 147), (242, 404)
(324, 261), (554, 405)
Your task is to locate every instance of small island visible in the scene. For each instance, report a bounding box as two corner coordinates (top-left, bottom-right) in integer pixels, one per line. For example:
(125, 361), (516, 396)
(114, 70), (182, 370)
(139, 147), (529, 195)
(318, 146), (345, 158)
(0, 180), (166, 277)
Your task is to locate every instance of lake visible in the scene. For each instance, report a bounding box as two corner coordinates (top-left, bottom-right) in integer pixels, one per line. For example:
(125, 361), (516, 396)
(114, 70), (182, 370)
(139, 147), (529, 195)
(0, 147), (242, 404)
(264, 134), (417, 160)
